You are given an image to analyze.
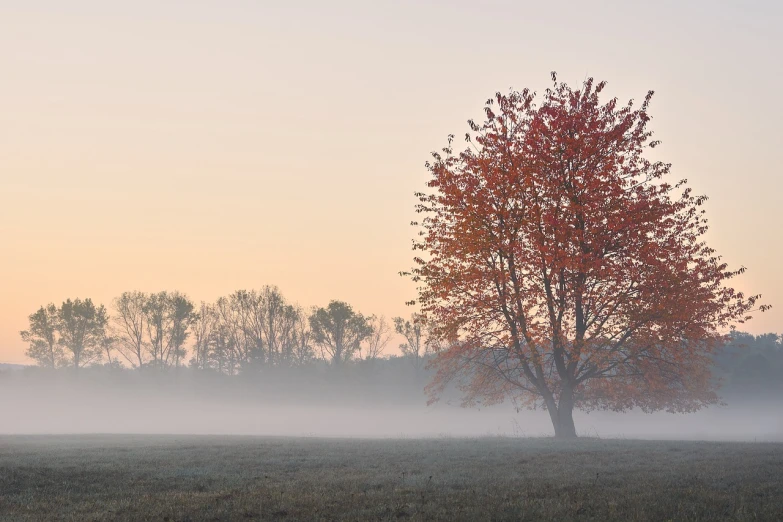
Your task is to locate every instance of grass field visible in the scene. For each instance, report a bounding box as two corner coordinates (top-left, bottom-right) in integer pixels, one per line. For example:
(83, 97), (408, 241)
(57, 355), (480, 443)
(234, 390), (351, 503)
(1, 435), (782, 521)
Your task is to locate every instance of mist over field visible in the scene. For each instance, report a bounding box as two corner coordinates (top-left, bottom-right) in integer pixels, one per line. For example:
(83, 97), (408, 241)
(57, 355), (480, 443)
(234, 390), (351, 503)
(1, 368), (780, 441)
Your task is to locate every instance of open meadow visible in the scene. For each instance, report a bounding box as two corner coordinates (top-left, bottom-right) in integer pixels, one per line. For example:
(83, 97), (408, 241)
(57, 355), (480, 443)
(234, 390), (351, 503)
(2, 1), (782, 521)
(1, 435), (782, 521)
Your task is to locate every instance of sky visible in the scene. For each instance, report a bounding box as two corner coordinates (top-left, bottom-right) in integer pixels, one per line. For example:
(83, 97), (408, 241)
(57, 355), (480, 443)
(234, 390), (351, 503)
(1, 0), (781, 364)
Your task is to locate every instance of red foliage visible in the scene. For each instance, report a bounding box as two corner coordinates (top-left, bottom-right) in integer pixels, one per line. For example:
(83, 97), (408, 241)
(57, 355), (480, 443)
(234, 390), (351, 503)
(409, 74), (767, 437)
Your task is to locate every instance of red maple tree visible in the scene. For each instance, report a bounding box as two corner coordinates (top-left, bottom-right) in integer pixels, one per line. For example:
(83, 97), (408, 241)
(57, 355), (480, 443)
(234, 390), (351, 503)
(409, 74), (768, 438)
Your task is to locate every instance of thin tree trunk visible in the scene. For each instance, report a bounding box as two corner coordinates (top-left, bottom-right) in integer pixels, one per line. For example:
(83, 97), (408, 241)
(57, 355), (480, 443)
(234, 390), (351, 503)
(48, 342), (56, 368)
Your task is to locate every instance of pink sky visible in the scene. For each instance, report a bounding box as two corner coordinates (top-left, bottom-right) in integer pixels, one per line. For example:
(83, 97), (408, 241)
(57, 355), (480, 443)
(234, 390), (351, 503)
(1, 1), (780, 363)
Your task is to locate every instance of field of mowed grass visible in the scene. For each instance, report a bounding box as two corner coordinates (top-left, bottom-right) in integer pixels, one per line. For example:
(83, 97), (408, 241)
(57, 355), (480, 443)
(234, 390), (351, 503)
(1, 435), (781, 521)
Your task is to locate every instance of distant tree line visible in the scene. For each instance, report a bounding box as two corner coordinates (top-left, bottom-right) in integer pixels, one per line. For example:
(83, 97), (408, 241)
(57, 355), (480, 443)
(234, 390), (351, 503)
(19, 287), (436, 374)
(16, 293), (780, 401)
(713, 332), (783, 397)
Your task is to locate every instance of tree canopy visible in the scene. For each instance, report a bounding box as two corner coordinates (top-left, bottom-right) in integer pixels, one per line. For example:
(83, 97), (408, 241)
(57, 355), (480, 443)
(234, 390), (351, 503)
(410, 74), (768, 437)
(309, 301), (373, 365)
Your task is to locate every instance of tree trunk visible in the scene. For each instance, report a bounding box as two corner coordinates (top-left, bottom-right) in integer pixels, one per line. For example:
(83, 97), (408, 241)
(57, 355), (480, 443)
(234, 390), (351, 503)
(546, 390), (578, 439)
(555, 401), (577, 439)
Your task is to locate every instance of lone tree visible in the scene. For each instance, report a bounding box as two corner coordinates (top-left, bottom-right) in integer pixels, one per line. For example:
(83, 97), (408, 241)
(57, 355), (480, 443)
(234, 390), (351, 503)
(409, 74), (768, 438)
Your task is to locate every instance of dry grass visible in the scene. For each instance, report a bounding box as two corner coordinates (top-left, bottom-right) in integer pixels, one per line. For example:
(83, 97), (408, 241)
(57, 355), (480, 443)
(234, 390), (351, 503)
(0, 435), (781, 521)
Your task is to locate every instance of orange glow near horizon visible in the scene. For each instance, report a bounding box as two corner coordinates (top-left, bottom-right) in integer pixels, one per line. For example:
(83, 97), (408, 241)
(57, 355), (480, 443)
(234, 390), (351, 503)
(1, 1), (781, 364)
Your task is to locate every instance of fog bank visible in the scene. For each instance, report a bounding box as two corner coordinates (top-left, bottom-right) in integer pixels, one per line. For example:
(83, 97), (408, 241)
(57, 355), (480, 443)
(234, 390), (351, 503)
(1, 374), (779, 441)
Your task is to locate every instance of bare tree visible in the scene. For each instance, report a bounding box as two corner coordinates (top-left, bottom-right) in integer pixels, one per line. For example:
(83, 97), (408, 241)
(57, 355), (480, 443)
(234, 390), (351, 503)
(393, 313), (432, 369)
(258, 286), (301, 365)
(216, 293), (257, 371)
(211, 311), (239, 375)
(289, 306), (314, 365)
(213, 287), (309, 370)
(363, 315), (393, 360)
(143, 291), (196, 369)
(169, 292), (196, 368)
(260, 286), (285, 364)
(190, 301), (216, 370)
(112, 291), (148, 369)
(100, 334), (118, 367)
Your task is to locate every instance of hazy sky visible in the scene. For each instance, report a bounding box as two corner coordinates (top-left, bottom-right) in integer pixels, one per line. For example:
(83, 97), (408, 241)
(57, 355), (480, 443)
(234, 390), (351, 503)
(1, 1), (781, 363)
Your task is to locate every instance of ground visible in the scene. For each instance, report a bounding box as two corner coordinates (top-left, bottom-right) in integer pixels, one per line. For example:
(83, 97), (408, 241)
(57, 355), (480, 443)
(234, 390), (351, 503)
(0, 435), (781, 521)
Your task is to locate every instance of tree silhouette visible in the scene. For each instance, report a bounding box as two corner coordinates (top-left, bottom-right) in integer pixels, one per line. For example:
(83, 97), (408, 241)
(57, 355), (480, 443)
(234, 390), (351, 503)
(309, 301), (372, 365)
(20, 304), (64, 368)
